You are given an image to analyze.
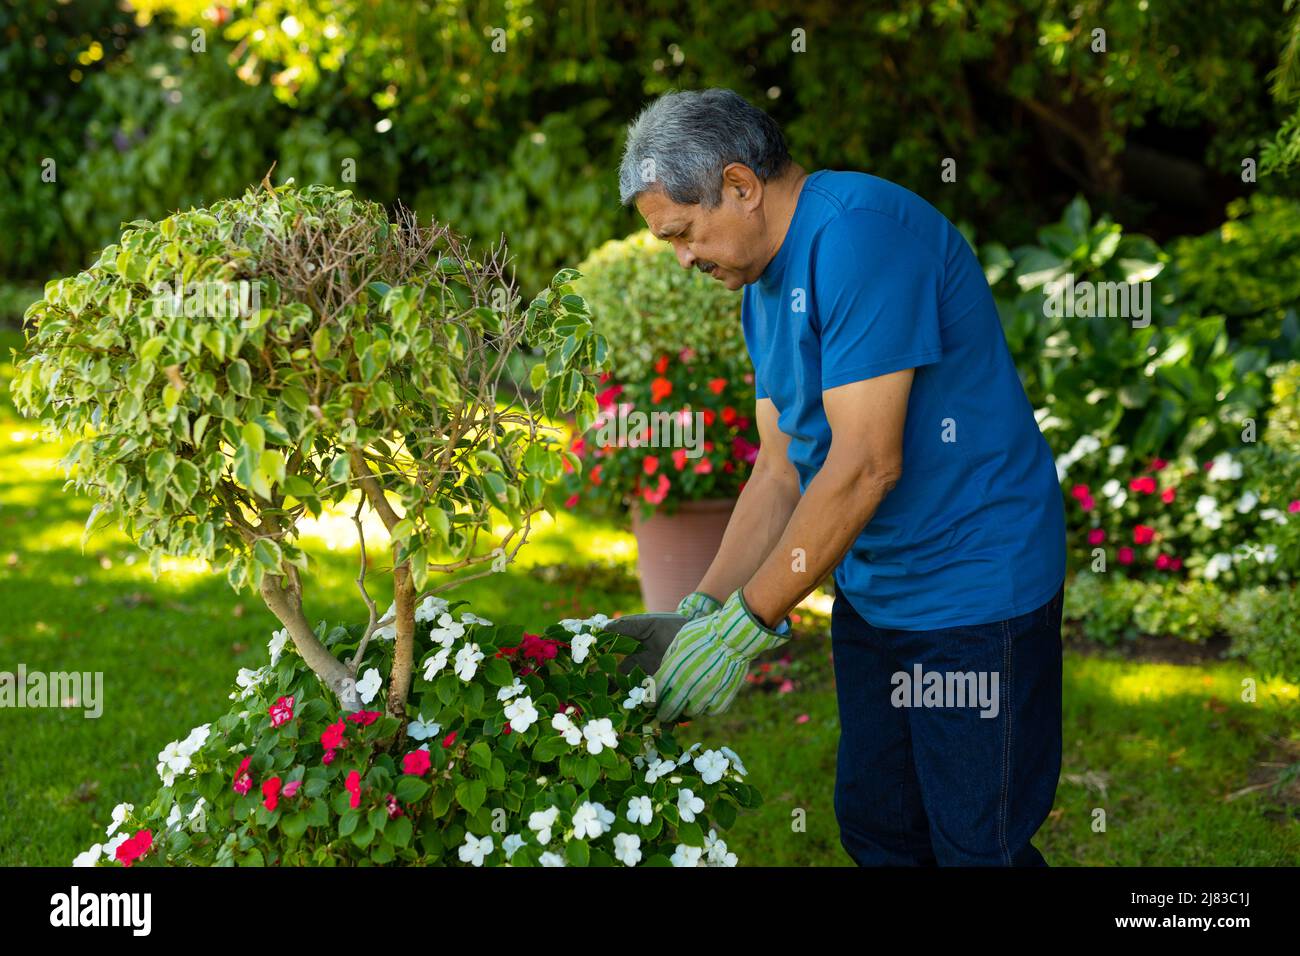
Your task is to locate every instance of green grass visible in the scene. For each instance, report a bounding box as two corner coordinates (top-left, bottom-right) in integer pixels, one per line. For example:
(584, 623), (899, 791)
(2, 328), (1297, 866)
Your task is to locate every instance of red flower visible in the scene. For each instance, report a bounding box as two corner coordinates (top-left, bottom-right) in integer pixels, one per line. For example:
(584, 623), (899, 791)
(232, 756), (253, 795)
(322, 749), (337, 765)
(386, 794), (405, 819)
(1133, 525), (1155, 545)
(1070, 484), (1090, 501)
(723, 460), (736, 473)
(1171, 557), (1183, 571)
(1129, 476), (1157, 495)
(1087, 528), (1106, 545)
(402, 748), (431, 777)
(1150, 458), (1168, 471)
(282, 779), (302, 799)
(1118, 547), (1135, 565)
(701, 409), (716, 426)
(345, 770), (362, 809)
(651, 377), (673, 403)
(115, 829), (153, 868)
(1289, 500), (1300, 513)
(268, 695), (295, 728)
(1161, 487), (1176, 504)
(441, 729), (458, 749)
(672, 448), (688, 471)
(595, 384), (624, 410)
(589, 464), (603, 486)
(1155, 554), (1170, 570)
(564, 493), (579, 508)
(347, 710), (381, 727)
(721, 406), (738, 426)
(1079, 495), (1095, 512)
(642, 472), (671, 505)
(643, 455), (660, 475)
(732, 436), (760, 464)
(320, 719), (345, 751)
(262, 776), (282, 811)
(693, 458), (713, 475)
(654, 354), (670, 374)
(708, 377), (728, 395)
(598, 371), (612, 384)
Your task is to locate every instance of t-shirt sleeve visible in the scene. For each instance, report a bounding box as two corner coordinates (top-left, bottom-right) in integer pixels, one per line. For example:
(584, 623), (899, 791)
(811, 210), (945, 391)
(740, 286), (769, 400)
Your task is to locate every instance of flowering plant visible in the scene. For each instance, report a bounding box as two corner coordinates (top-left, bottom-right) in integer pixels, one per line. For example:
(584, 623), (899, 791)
(73, 597), (761, 868)
(562, 354), (762, 520)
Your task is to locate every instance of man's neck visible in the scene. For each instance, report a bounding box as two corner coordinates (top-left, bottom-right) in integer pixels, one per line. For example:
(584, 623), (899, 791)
(763, 164), (810, 271)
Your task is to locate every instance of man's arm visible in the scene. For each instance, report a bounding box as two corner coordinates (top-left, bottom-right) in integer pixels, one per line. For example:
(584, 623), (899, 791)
(693, 397), (802, 602)
(739, 368), (914, 628)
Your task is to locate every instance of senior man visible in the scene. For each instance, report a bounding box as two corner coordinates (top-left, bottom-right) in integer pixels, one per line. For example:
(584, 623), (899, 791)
(606, 88), (1067, 867)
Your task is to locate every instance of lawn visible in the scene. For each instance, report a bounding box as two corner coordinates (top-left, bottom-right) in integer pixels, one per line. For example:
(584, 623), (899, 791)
(2, 328), (1297, 866)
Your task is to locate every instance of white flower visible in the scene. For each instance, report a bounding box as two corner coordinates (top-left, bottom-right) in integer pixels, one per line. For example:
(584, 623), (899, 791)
(539, 851), (566, 867)
(497, 678), (526, 702)
(431, 613), (467, 647)
(528, 805), (560, 844)
(268, 628), (289, 665)
(613, 832), (642, 867)
(414, 595), (450, 623)
(626, 795), (653, 826)
(503, 833), (525, 860)
(622, 685), (647, 709)
(422, 647), (451, 681)
(458, 832), (493, 867)
(372, 621), (397, 642)
(460, 611), (493, 627)
(1260, 508), (1289, 526)
(73, 844), (103, 867)
(407, 713), (442, 741)
(582, 717), (618, 755)
(165, 803), (182, 831)
(504, 695), (539, 733)
(1236, 491), (1259, 514)
(454, 643), (484, 681)
(677, 788), (705, 823)
(1255, 544), (1279, 564)
(694, 749), (729, 785)
(676, 742), (703, 766)
(1107, 445), (1128, 467)
(158, 740), (192, 777)
(670, 844), (704, 867)
(106, 803), (133, 838)
(559, 613), (611, 634)
(230, 666), (270, 701)
(104, 832), (130, 862)
(180, 723), (210, 755)
(1070, 435), (1102, 459)
(1101, 479), (1122, 499)
(572, 801), (615, 840)
(720, 746), (748, 777)
(571, 631), (596, 664)
(704, 828), (737, 866)
(645, 757), (676, 784)
(356, 667), (382, 704)
(1195, 495), (1223, 530)
(1208, 452), (1242, 481)
(552, 711), (583, 746)
(1203, 553), (1233, 581)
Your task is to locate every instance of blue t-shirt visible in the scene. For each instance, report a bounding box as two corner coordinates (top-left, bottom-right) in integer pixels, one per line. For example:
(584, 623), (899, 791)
(741, 170), (1065, 629)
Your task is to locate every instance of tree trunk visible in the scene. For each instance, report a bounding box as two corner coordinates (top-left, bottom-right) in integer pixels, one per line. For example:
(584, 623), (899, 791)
(386, 563), (417, 721)
(260, 570), (360, 712)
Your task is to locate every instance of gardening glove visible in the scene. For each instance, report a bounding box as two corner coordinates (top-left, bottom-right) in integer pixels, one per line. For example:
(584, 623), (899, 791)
(651, 587), (792, 722)
(607, 590), (722, 677)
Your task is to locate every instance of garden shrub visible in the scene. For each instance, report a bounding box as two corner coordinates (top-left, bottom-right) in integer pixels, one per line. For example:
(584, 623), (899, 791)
(1223, 585), (1300, 683)
(563, 230), (761, 518)
(71, 597), (760, 867)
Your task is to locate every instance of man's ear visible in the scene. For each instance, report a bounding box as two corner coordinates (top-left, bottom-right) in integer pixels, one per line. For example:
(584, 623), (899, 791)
(721, 162), (763, 208)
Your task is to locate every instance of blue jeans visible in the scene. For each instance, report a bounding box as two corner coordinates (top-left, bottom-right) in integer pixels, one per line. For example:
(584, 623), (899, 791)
(829, 583), (1064, 866)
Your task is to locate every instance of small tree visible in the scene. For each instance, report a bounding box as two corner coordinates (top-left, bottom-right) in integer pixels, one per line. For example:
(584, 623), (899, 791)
(9, 179), (605, 719)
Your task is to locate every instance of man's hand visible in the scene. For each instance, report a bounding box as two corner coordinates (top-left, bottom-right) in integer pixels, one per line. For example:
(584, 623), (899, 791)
(649, 587), (791, 721)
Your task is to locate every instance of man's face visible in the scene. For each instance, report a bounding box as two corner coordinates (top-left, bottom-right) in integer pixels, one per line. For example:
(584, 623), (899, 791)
(635, 184), (766, 290)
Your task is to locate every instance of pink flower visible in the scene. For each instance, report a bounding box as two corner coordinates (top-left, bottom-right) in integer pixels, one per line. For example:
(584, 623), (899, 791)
(347, 710), (381, 727)
(641, 472), (670, 505)
(345, 770), (362, 809)
(268, 695), (295, 728)
(672, 448), (688, 471)
(1133, 525), (1155, 545)
(778, 679), (795, 694)
(595, 384), (624, 410)
(1155, 554), (1170, 570)
(282, 779), (302, 799)
(693, 458), (713, 475)
(1129, 476), (1157, 495)
(442, 730), (458, 749)
(322, 749), (337, 765)
(1070, 484), (1090, 501)
(232, 756), (253, 795)
(115, 829), (153, 868)
(1079, 495), (1095, 511)
(386, 793), (405, 819)
(564, 493), (579, 508)
(1087, 528), (1106, 545)
(262, 776), (282, 811)
(1161, 487), (1176, 504)
(320, 719), (345, 751)
(1118, 547), (1135, 565)
(1150, 458), (1167, 472)
(1171, 557), (1183, 571)
(402, 749), (431, 777)
(732, 436), (760, 465)
(643, 455), (660, 475)
(795, 714), (810, 724)
(1289, 500), (1300, 513)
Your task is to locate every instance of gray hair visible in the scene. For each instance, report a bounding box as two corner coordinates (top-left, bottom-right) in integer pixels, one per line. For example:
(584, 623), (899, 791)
(617, 88), (792, 207)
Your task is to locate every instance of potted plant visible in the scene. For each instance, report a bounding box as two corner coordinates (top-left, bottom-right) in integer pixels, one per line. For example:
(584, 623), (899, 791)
(563, 230), (761, 611)
(10, 180), (761, 866)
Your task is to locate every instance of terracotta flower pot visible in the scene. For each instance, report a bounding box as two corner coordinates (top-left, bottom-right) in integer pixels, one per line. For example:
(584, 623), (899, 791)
(629, 497), (737, 612)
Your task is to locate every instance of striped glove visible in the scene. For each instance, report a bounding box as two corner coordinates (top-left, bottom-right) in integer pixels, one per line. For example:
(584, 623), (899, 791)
(676, 590), (723, 620)
(652, 587), (791, 721)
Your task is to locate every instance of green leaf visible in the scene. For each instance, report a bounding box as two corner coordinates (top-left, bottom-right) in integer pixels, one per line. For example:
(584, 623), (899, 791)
(455, 779), (487, 815)
(394, 776), (429, 803)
